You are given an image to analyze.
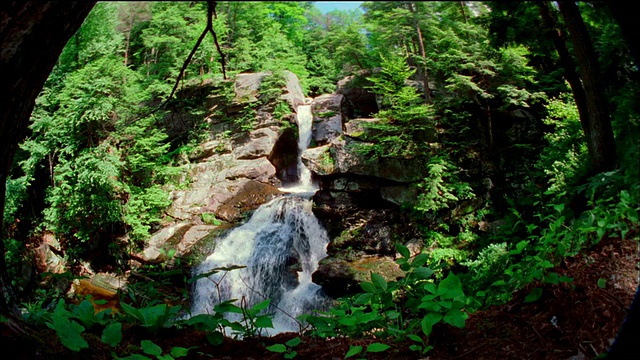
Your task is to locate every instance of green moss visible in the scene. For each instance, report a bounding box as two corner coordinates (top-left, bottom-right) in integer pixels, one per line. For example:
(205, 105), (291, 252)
(316, 110), (336, 118)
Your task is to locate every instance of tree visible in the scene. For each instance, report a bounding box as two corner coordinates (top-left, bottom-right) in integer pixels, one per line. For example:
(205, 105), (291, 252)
(558, 1), (617, 173)
(537, 2), (592, 160)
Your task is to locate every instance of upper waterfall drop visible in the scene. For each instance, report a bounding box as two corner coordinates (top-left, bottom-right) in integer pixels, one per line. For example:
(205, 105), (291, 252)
(279, 104), (317, 196)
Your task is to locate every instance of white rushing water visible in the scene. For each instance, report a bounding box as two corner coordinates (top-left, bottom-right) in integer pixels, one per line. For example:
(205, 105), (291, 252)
(190, 104), (329, 335)
(279, 105), (317, 197)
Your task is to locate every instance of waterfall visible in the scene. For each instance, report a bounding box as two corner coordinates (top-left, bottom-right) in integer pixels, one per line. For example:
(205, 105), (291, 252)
(190, 104), (329, 335)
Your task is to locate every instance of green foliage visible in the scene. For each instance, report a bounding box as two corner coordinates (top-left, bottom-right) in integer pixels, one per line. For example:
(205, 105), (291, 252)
(301, 243), (468, 356)
(120, 302), (182, 334)
(201, 213), (222, 226)
(415, 157), (475, 213)
(45, 300), (90, 352)
(535, 94), (590, 193)
(102, 322), (123, 347)
(266, 337), (301, 359)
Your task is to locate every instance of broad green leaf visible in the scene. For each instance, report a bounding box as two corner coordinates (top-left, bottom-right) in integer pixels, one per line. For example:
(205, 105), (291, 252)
(407, 334), (423, 343)
(254, 315), (274, 329)
(286, 337), (301, 347)
(437, 273), (465, 300)
(284, 351), (297, 359)
(524, 288), (543, 303)
(443, 309), (468, 328)
(412, 253), (430, 267)
(120, 302), (143, 323)
(543, 272), (560, 285)
(183, 314), (222, 332)
(206, 331), (224, 346)
(141, 340), (163, 356)
(157, 355), (174, 360)
(101, 322), (122, 347)
(74, 299), (98, 328)
(371, 273), (388, 292)
(413, 267), (434, 279)
(597, 278), (606, 289)
(396, 243), (410, 259)
(251, 299), (271, 313)
(266, 344), (287, 353)
(354, 293), (373, 305)
(214, 300), (243, 314)
(423, 283), (436, 294)
(338, 316), (358, 326)
(360, 281), (376, 294)
(344, 345), (362, 358)
(170, 347), (190, 358)
(421, 313), (442, 336)
(366, 343), (390, 353)
(553, 203), (564, 214)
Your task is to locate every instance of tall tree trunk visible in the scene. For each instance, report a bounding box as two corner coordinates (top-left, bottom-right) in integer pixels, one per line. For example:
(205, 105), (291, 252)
(0, 0), (96, 321)
(124, 14), (133, 66)
(459, 1), (468, 23)
(538, 2), (593, 159)
(408, 2), (432, 104)
(558, 1), (617, 173)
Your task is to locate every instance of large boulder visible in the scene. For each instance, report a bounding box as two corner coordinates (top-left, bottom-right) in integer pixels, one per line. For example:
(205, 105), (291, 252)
(302, 135), (429, 183)
(234, 70), (305, 111)
(215, 179), (280, 222)
(336, 70), (380, 117)
(233, 127), (279, 160)
(311, 94), (349, 146)
(312, 256), (404, 298)
(142, 222), (193, 262)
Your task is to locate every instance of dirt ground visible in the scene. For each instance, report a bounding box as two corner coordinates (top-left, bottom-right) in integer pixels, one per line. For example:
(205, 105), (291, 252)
(2, 236), (638, 360)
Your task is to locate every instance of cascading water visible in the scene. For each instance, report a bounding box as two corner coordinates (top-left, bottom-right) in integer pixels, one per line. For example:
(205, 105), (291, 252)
(190, 105), (329, 335)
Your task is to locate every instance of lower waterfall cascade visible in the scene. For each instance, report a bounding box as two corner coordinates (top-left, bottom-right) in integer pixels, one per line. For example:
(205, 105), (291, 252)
(190, 104), (329, 335)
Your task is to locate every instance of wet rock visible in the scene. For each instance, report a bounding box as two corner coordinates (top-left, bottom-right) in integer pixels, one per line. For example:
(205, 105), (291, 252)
(301, 145), (334, 175)
(215, 179), (280, 222)
(142, 222), (193, 262)
(233, 128), (278, 160)
(380, 184), (421, 206)
(33, 232), (67, 274)
(282, 70), (306, 110)
(268, 127), (300, 184)
(311, 94), (349, 145)
(176, 225), (220, 258)
(313, 256), (404, 298)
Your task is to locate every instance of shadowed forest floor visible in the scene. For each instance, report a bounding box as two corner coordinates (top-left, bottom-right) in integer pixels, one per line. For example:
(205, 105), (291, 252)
(2, 236), (638, 360)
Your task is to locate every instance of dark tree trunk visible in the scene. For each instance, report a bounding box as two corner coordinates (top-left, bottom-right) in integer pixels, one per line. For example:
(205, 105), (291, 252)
(407, 2), (432, 104)
(0, 0), (96, 320)
(538, 2), (593, 158)
(558, 1), (617, 173)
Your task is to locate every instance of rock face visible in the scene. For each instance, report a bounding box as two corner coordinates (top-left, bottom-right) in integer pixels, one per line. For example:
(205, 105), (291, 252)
(336, 70), (380, 117)
(302, 135), (429, 183)
(311, 94), (349, 146)
(142, 71), (307, 263)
